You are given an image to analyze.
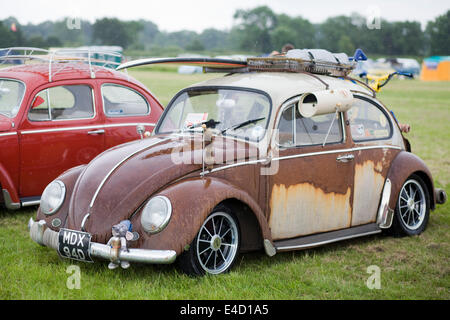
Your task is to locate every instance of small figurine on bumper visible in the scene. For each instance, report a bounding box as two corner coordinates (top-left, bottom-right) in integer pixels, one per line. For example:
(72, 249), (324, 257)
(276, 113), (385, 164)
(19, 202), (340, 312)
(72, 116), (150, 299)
(107, 220), (136, 270)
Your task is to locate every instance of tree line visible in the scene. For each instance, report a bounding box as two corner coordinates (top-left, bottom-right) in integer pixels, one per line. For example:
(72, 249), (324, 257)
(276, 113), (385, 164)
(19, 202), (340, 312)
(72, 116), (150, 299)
(0, 6), (448, 57)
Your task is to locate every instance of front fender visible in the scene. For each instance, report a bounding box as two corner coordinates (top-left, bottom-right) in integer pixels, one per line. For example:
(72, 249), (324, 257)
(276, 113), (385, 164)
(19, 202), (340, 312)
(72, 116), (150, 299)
(36, 165), (87, 229)
(386, 151), (435, 211)
(131, 177), (271, 255)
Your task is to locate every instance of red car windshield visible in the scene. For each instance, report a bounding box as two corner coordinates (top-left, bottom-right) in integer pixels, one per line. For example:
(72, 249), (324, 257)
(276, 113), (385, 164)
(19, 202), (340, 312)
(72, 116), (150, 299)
(0, 79), (25, 118)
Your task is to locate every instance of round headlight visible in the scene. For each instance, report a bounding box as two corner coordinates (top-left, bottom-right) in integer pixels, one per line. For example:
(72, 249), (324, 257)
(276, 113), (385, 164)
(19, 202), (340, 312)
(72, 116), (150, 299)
(141, 196), (172, 234)
(40, 180), (66, 215)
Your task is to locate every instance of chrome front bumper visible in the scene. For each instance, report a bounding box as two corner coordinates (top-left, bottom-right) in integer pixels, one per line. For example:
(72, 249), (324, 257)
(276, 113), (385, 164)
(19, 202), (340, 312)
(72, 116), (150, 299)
(28, 218), (177, 265)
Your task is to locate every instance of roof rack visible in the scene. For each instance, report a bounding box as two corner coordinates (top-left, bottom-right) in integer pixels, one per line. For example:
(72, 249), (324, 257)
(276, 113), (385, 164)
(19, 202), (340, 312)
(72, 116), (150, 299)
(247, 57), (354, 77)
(0, 47), (123, 82)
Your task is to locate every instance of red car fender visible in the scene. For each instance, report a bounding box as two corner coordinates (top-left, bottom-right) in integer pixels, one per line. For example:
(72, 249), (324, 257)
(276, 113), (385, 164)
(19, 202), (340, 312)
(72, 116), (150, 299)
(0, 162), (20, 205)
(386, 151), (436, 211)
(131, 176), (272, 256)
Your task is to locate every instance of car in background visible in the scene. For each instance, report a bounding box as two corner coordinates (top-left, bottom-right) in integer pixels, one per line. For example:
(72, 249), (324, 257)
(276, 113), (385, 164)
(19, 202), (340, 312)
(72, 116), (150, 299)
(0, 48), (164, 210)
(376, 58), (421, 78)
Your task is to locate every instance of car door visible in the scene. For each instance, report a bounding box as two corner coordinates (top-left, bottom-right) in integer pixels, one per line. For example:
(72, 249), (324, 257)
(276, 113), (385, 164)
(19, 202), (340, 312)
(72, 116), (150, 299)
(100, 82), (157, 149)
(18, 81), (105, 198)
(348, 96), (401, 226)
(267, 100), (355, 241)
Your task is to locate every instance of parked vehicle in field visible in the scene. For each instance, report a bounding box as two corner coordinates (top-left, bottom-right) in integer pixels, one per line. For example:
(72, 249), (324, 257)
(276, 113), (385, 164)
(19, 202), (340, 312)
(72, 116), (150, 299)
(377, 58), (421, 78)
(0, 48), (164, 209)
(29, 50), (447, 276)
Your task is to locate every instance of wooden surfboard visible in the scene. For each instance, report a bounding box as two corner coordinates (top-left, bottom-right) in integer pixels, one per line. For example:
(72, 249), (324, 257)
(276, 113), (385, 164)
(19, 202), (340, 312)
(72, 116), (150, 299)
(117, 57), (248, 71)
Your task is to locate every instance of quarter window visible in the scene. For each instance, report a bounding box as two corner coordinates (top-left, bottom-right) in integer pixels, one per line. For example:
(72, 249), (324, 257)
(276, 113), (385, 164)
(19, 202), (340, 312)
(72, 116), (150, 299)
(348, 98), (391, 141)
(102, 84), (149, 117)
(29, 85), (94, 121)
(277, 104), (343, 147)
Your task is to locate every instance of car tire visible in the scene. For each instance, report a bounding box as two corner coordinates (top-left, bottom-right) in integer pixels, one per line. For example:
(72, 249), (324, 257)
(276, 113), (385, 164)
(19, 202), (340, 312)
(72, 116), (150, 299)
(178, 205), (241, 276)
(390, 174), (430, 237)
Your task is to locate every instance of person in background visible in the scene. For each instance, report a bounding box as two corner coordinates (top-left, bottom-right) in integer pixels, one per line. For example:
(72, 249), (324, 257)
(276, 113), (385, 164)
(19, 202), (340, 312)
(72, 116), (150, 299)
(270, 43), (295, 56)
(281, 43), (295, 54)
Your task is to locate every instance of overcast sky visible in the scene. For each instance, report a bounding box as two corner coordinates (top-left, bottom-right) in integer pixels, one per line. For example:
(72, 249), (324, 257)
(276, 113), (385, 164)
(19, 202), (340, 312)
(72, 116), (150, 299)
(2, 0), (449, 32)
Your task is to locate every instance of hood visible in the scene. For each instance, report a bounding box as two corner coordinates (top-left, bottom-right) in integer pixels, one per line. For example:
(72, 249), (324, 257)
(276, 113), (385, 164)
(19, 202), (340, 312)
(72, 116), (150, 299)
(66, 133), (260, 242)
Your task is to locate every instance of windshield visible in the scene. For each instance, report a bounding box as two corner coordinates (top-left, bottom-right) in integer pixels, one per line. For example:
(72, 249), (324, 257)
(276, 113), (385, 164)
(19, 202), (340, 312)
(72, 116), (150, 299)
(156, 88), (271, 141)
(0, 79), (25, 118)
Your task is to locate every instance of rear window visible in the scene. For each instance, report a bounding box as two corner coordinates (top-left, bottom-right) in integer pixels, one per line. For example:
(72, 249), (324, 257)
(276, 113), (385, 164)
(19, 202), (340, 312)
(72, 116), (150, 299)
(348, 98), (392, 141)
(102, 84), (149, 117)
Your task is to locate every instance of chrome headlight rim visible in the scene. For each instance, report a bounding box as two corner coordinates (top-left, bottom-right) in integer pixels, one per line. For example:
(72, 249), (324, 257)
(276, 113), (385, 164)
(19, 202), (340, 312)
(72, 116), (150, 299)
(141, 195), (172, 234)
(41, 180), (66, 216)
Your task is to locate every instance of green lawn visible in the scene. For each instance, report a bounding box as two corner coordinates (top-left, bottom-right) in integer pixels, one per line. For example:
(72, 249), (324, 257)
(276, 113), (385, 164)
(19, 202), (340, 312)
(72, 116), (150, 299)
(0, 72), (449, 300)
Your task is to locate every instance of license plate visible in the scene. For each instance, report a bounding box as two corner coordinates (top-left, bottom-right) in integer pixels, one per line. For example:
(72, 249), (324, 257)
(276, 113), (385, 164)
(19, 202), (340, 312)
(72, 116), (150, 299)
(58, 229), (93, 263)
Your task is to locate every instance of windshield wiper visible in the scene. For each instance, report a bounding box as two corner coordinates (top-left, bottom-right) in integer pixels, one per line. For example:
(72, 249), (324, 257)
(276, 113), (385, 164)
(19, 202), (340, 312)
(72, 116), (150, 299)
(221, 117), (265, 134)
(186, 119), (221, 131)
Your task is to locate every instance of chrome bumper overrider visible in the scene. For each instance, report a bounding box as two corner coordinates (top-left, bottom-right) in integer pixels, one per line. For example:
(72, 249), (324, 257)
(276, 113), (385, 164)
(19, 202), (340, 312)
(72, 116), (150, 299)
(28, 218), (177, 264)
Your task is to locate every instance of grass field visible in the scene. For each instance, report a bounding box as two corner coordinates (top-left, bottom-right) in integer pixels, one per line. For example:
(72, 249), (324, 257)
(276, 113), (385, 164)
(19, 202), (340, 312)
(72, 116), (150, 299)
(0, 70), (449, 300)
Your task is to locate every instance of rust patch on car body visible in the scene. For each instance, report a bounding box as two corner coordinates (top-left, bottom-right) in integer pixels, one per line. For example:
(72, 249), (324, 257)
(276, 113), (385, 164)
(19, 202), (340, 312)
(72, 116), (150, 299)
(352, 161), (386, 226)
(131, 177), (271, 255)
(269, 183), (352, 240)
(351, 147), (400, 226)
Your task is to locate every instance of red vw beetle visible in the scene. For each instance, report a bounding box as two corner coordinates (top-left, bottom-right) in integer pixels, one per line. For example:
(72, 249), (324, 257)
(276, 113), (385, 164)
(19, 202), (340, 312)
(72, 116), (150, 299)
(0, 48), (164, 209)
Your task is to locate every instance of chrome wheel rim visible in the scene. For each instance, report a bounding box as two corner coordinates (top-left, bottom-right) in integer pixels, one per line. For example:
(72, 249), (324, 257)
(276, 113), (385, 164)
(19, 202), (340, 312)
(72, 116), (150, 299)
(196, 212), (238, 274)
(398, 179), (426, 230)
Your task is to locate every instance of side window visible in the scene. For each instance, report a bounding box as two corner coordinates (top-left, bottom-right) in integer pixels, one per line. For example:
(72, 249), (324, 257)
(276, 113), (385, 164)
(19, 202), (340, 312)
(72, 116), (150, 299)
(102, 84), (149, 117)
(29, 85), (94, 121)
(348, 98), (392, 141)
(277, 103), (343, 147)
(295, 112), (342, 146)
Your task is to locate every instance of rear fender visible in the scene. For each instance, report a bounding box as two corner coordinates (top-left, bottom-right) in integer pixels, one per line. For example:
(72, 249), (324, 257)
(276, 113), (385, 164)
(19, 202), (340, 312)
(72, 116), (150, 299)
(386, 151), (435, 211)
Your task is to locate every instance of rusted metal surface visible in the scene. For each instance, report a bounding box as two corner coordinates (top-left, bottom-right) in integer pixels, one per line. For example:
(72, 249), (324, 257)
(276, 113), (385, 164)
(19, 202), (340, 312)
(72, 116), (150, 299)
(130, 177), (271, 255)
(36, 165), (86, 231)
(351, 147), (400, 226)
(267, 142), (355, 240)
(270, 183), (352, 239)
(54, 133), (269, 250)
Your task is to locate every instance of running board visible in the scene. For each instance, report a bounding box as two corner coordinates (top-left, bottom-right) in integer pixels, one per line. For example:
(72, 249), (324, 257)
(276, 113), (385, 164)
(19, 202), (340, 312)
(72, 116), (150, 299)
(274, 223), (381, 252)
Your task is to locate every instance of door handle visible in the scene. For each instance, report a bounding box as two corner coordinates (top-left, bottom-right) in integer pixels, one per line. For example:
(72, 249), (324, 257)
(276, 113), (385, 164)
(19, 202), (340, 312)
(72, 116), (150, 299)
(336, 154), (354, 163)
(87, 129), (105, 135)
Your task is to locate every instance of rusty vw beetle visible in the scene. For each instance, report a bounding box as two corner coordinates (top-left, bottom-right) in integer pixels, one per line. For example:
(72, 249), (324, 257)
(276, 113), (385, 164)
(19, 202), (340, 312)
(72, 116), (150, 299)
(29, 55), (446, 275)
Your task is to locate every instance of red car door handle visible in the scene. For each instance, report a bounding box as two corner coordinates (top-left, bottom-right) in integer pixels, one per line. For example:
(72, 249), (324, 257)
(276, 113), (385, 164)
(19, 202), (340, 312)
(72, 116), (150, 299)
(87, 129), (105, 135)
(336, 154), (355, 162)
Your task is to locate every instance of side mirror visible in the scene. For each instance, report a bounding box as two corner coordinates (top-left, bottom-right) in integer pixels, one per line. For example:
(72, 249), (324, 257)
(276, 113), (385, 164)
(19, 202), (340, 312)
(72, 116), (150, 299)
(298, 89), (354, 118)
